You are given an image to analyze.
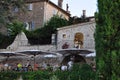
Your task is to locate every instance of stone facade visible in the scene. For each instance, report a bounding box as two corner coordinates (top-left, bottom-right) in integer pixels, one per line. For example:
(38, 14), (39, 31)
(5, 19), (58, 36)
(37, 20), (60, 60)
(15, 2), (45, 29)
(0, 21), (96, 65)
(6, 32), (29, 50)
(0, 20), (96, 53)
(14, 0), (70, 30)
(44, 1), (70, 22)
(0, 0), (70, 34)
(57, 20), (96, 51)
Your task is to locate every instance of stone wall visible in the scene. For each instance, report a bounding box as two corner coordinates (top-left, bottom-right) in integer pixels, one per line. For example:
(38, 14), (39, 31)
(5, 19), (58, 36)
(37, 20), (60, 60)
(15, 2), (44, 29)
(2, 32), (56, 52)
(44, 2), (69, 22)
(15, 45), (56, 52)
(57, 21), (96, 50)
(15, 1), (69, 30)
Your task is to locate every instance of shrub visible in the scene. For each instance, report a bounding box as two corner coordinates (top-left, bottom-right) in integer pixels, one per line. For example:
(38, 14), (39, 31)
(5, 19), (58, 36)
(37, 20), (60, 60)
(0, 64), (96, 80)
(22, 71), (51, 80)
(54, 63), (96, 80)
(0, 71), (20, 80)
(0, 33), (15, 49)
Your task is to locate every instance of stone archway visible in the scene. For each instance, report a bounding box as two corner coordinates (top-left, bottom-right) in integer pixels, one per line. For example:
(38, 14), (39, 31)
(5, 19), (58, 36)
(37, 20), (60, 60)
(74, 32), (84, 49)
(61, 54), (86, 65)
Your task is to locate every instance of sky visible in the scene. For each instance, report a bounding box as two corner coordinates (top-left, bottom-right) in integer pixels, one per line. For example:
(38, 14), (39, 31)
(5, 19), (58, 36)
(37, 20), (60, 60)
(50, 0), (97, 17)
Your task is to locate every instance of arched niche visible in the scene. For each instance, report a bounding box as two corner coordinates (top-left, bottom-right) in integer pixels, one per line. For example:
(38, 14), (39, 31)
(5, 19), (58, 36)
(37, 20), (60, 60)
(61, 54), (86, 65)
(74, 32), (84, 49)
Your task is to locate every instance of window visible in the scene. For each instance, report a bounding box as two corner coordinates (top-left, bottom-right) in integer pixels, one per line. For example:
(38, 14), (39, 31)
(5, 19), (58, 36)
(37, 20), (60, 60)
(24, 21), (35, 30)
(29, 21), (35, 30)
(53, 10), (57, 15)
(63, 34), (66, 38)
(28, 4), (33, 10)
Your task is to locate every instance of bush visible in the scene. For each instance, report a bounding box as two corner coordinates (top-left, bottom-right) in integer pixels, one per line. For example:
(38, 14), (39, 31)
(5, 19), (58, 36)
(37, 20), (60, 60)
(7, 20), (24, 36)
(0, 71), (20, 80)
(24, 15), (69, 45)
(79, 64), (96, 80)
(0, 33), (15, 49)
(22, 71), (52, 80)
(54, 63), (96, 80)
(0, 64), (96, 80)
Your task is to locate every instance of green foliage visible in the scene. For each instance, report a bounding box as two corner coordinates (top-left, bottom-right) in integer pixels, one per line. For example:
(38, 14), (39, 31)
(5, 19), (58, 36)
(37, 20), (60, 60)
(25, 15), (69, 45)
(0, 20), (24, 48)
(50, 75), (59, 80)
(44, 15), (68, 33)
(95, 0), (120, 80)
(0, 15), (69, 46)
(0, 71), (20, 80)
(40, 15), (68, 44)
(70, 64), (95, 80)
(0, 33), (15, 49)
(22, 71), (52, 80)
(54, 63), (95, 80)
(53, 70), (70, 80)
(0, 64), (95, 80)
(7, 20), (25, 36)
(24, 28), (51, 45)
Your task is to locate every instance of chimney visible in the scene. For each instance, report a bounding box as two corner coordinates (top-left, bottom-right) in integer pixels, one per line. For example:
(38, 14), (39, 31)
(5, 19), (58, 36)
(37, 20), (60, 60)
(58, 0), (63, 8)
(82, 10), (86, 18)
(66, 3), (70, 13)
(66, 4), (69, 11)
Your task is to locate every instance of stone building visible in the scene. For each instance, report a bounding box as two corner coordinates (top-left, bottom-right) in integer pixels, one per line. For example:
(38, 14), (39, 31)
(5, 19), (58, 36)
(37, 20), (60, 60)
(56, 19), (95, 51)
(14, 0), (70, 30)
(0, 18), (96, 66)
(0, 0), (70, 34)
(55, 19), (96, 65)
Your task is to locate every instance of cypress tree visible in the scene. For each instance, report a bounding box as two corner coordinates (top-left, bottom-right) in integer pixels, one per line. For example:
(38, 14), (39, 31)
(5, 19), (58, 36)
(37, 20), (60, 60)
(95, 0), (120, 80)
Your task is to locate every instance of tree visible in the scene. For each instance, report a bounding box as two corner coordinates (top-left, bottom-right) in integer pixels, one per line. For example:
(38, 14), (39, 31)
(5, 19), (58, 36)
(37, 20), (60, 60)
(42, 15), (69, 44)
(26, 15), (69, 45)
(44, 15), (69, 34)
(95, 0), (120, 80)
(7, 20), (24, 36)
(0, 0), (25, 25)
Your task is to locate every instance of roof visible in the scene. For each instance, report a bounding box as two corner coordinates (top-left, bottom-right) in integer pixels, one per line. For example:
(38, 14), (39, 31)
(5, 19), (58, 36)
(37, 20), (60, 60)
(57, 20), (95, 31)
(25, 0), (70, 16)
